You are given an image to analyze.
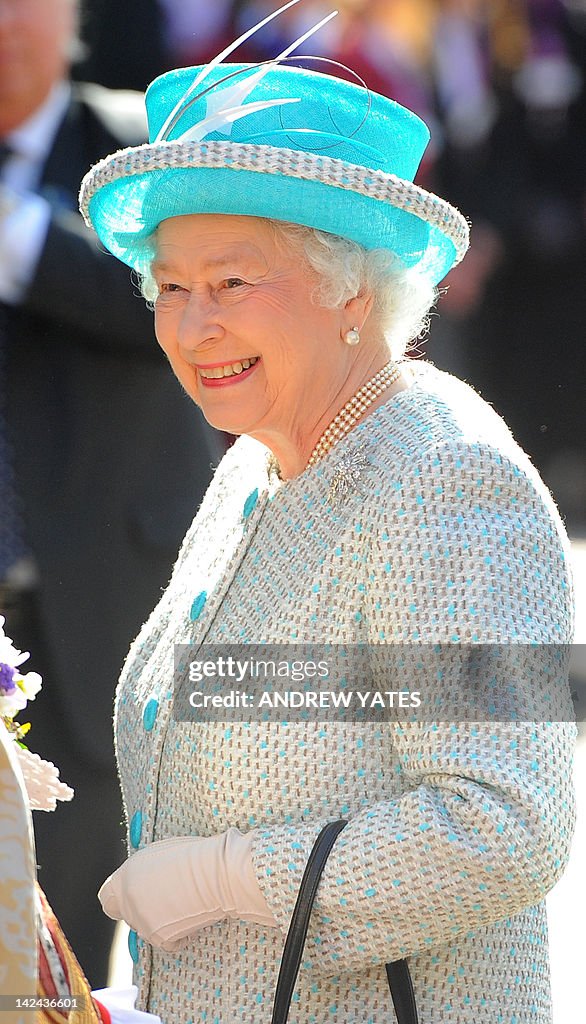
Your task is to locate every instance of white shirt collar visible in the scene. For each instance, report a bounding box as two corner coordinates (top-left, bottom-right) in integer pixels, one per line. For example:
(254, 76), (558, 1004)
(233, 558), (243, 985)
(6, 81), (71, 164)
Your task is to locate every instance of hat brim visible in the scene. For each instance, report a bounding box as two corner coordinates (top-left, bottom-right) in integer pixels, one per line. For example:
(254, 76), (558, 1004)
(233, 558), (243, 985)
(80, 140), (469, 286)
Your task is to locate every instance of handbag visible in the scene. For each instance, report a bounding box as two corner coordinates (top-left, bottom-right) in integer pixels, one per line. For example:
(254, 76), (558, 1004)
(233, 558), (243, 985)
(271, 820), (418, 1024)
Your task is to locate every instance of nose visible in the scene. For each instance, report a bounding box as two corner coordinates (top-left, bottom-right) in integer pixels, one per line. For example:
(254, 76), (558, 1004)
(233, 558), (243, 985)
(176, 292), (224, 357)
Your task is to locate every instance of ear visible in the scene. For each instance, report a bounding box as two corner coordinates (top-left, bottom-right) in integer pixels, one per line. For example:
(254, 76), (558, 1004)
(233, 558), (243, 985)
(342, 289), (374, 332)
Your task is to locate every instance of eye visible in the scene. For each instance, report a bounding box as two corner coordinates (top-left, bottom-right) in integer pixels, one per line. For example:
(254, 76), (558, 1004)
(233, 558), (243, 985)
(223, 278), (247, 289)
(158, 282), (185, 294)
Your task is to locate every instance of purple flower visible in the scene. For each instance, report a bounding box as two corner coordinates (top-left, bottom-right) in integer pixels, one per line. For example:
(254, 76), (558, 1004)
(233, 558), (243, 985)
(0, 662), (17, 696)
(0, 661), (27, 717)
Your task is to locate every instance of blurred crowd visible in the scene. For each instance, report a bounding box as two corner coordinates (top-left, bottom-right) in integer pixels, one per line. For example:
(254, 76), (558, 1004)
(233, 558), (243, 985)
(78, 0), (586, 532)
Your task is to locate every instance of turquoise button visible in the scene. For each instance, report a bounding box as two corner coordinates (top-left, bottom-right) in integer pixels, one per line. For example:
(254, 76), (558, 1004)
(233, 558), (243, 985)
(128, 929), (139, 963)
(243, 488), (259, 519)
(129, 810), (143, 849)
(142, 698), (158, 732)
(190, 590), (207, 621)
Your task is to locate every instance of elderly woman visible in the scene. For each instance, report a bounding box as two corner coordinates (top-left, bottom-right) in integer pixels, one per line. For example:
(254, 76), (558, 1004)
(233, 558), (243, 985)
(79, 4), (575, 1023)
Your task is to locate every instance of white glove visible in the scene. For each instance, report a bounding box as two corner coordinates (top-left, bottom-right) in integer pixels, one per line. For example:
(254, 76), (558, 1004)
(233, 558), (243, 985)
(98, 829), (276, 951)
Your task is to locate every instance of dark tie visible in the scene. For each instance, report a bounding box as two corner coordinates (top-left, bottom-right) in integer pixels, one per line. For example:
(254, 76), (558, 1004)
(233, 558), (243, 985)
(0, 140), (30, 579)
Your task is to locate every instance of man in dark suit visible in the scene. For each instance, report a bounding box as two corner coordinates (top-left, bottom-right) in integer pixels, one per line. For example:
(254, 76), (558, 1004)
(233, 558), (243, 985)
(0, 0), (223, 985)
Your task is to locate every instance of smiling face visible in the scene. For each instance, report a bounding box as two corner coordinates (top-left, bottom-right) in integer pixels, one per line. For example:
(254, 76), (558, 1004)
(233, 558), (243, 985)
(152, 214), (381, 473)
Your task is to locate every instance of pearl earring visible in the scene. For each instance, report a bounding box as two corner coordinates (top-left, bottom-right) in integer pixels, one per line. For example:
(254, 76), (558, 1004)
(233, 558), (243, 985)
(344, 326), (360, 346)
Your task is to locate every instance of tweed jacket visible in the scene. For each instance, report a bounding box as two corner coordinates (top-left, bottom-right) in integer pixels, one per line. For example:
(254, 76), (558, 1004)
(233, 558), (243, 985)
(115, 361), (576, 1024)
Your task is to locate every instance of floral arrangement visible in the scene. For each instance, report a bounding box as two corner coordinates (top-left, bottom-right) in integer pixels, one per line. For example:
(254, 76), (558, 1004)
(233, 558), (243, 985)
(0, 614), (73, 810)
(0, 613), (42, 745)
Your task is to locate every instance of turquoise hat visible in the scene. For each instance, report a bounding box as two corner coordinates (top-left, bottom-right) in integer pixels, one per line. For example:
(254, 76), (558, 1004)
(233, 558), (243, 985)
(79, 6), (469, 285)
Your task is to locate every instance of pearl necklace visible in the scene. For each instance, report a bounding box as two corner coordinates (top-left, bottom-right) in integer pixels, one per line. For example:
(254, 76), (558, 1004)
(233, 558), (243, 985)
(306, 360), (401, 468)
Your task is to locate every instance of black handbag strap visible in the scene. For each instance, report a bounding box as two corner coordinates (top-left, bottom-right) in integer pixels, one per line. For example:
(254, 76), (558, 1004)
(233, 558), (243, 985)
(271, 819), (418, 1024)
(386, 959), (419, 1024)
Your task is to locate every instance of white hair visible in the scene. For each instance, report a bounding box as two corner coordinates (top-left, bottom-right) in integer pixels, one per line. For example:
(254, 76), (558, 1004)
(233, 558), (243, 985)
(140, 219), (437, 358)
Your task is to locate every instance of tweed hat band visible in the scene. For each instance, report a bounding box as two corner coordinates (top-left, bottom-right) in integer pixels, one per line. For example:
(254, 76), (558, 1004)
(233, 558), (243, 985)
(80, 138), (468, 269)
(79, 3), (470, 284)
